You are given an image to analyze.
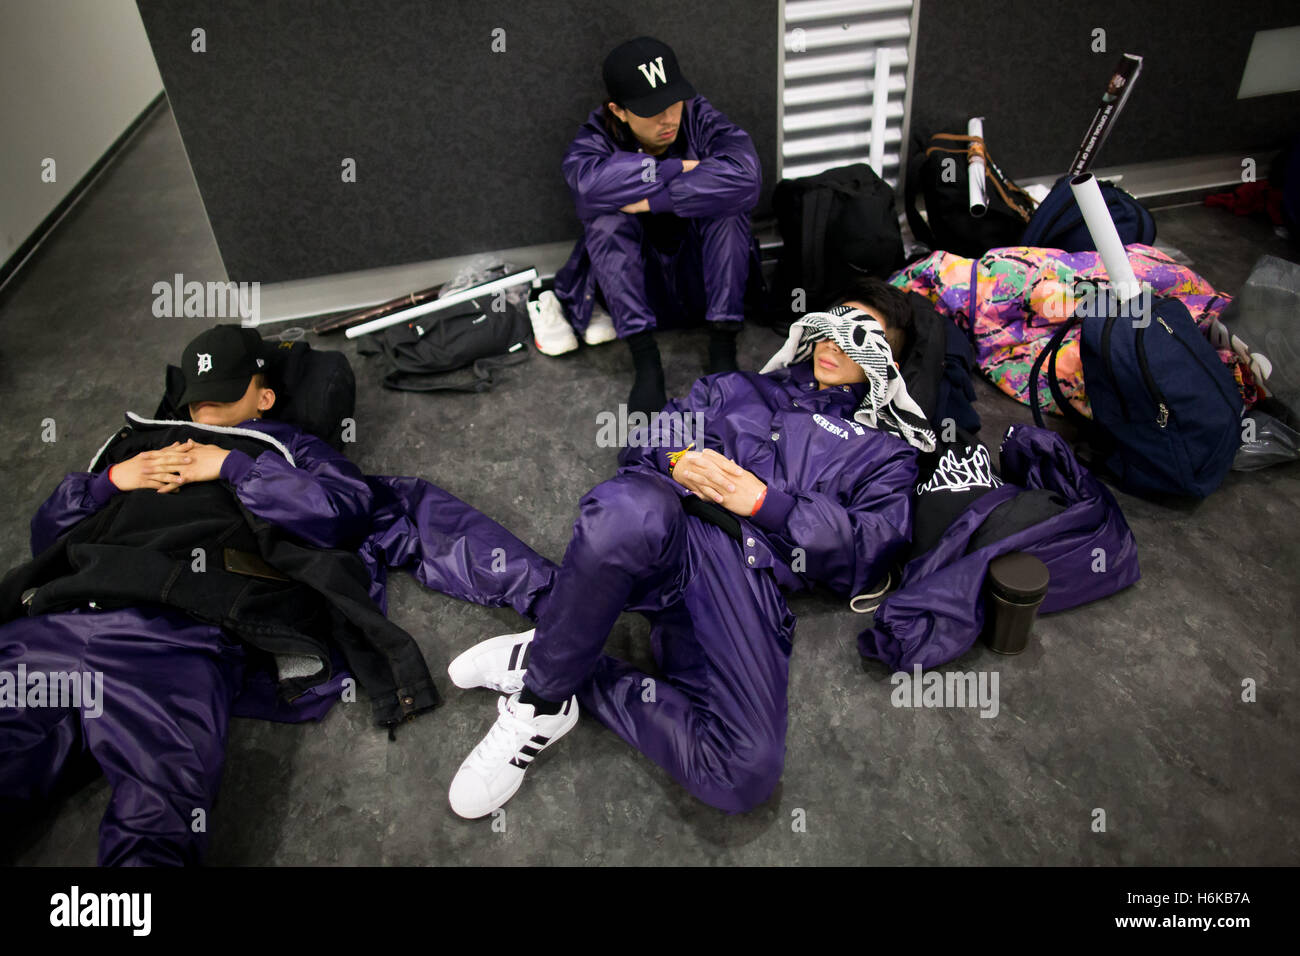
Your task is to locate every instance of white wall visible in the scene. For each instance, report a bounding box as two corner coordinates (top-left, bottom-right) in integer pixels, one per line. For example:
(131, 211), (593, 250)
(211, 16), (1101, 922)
(0, 0), (163, 265)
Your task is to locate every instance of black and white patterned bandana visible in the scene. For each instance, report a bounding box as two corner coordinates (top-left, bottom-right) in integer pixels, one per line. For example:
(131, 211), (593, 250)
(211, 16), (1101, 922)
(759, 305), (937, 452)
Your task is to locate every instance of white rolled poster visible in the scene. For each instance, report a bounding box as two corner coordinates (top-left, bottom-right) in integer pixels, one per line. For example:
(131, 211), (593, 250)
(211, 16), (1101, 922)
(1069, 173), (1141, 306)
(967, 116), (988, 217)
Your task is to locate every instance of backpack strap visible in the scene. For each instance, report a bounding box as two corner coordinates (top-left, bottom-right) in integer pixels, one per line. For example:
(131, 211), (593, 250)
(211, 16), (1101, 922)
(1030, 316), (1086, 428)
(978, 144), (1037, 222)
(962, 258), (981, 352)
(982, 159), (1035, 222)
(927, 133), (979, 148)
(1028, 314), (1116, 473)
(997, 176), (1037, 222)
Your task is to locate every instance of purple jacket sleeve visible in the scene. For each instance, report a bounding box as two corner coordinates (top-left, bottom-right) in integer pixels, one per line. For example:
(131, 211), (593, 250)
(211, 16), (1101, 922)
(616, 376), (715, 488)
(220, 430), (373, 549)
(660, 97), (761, 219)
(563, 121), (675, 221)
(749, 437), (918, 598)
(30, 470), (121, 556)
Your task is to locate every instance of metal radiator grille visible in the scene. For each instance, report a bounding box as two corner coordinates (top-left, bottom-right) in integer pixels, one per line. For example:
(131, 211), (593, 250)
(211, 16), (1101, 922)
(780, 0), (919, 187)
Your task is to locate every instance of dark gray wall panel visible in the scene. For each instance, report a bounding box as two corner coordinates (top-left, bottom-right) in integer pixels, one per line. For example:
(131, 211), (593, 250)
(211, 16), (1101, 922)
(136, 0), (779, 283)
(911, 0), (1300, 180)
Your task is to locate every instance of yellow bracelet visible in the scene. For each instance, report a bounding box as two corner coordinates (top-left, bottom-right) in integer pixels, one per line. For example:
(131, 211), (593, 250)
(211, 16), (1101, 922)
(667, 443), (695, 470)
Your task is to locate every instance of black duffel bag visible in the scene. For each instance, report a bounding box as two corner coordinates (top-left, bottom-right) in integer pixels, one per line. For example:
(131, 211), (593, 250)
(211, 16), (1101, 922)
(357, 295), (532, 393)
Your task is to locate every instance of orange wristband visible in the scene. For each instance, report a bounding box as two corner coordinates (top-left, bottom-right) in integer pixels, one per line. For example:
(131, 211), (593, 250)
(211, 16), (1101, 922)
(107, 465), (118, 488)
(750, 485), (767, 516)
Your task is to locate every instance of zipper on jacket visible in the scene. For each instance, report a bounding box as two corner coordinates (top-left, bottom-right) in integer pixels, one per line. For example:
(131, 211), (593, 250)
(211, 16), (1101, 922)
(1101, 314), (1132, 422)
(89, 412), (297, 472)
(1134, 325), (1170, 428)
(1157, 313), (1241, 414)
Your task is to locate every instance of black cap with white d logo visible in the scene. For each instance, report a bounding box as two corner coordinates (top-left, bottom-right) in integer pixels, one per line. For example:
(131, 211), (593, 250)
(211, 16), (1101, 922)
(603, 37), (695, 118)
(178, 324), (268, 407)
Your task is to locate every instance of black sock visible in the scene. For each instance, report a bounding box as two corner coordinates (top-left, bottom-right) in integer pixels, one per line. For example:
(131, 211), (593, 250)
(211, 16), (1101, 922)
(705, 324), (740, 375)
(518, 686), (564, 715)
(626, 329), (667, 416)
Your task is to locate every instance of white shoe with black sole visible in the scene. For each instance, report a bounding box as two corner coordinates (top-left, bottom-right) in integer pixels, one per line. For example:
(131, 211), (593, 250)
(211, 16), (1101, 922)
(448, 691), (579, 819)
(447, 630), (534, 694)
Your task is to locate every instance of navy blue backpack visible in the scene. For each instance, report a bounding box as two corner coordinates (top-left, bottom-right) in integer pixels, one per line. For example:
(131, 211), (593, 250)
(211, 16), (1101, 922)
(1022, 175), (1156, 252)
(1029, 284), (1242, 499)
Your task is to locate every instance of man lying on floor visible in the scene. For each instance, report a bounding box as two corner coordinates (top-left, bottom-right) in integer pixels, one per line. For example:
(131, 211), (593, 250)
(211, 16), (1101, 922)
(0, 324), (554, 865)
(446, 277), (932, 817)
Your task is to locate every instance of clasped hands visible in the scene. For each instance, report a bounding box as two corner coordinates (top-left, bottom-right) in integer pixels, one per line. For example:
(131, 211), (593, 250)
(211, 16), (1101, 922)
(672, 448), (766, 516)
(109, 439), (232, 493)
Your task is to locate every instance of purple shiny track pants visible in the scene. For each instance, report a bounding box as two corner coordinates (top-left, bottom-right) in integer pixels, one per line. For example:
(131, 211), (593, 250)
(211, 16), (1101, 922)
(0, 606), (243, 866)
(524, 472), (796, 813)
(561, 210), (752, 337)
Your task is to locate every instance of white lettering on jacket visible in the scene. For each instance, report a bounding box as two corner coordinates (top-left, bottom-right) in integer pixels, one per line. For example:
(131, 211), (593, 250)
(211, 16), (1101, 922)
(812, 414), (850, 440)
(916, 444), (1004, 494)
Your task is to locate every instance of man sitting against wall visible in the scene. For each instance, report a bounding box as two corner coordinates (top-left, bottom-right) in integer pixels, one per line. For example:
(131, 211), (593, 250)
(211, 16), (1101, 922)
(533, 36), (763, 416)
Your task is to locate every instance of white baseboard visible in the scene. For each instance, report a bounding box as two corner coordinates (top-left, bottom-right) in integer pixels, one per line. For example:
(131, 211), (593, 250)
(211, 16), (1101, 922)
(252, 239), (575, 327)
(1019, 151), (1276, 202)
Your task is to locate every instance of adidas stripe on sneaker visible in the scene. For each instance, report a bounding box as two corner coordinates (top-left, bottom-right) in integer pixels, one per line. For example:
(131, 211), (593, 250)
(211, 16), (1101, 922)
(447, 630), (535, 694)
(448, 692), (579, 819)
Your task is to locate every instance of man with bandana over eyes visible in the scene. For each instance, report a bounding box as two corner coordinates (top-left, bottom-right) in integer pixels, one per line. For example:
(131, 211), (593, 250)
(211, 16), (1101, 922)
(445, 278), (933, 818)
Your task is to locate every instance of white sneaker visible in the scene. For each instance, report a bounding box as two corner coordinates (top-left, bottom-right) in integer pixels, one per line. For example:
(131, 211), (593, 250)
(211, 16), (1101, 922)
(448, 692), (579, 819)
(447, 630), (534, 694)
(582, 302), (618, 345)
(527, 290), (579, 356)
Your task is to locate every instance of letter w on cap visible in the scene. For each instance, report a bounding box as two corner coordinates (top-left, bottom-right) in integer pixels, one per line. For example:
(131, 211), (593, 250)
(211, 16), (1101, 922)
(637, 57), (667, 87)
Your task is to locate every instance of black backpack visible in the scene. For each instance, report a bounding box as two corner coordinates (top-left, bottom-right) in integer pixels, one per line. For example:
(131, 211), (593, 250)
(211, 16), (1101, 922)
(356, 295), (532, 393)
(898, 291), (980, 437)
(904, 132), (1037, 257)
(157, 338), (356, 450)
(771, 163), (905, 323)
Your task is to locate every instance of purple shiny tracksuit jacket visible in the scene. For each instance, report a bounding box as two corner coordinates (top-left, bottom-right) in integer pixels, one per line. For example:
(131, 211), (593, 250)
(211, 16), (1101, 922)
(553, 95), (762, 337)
(522, 362), (918, 812)
(0, 415), (554, 866)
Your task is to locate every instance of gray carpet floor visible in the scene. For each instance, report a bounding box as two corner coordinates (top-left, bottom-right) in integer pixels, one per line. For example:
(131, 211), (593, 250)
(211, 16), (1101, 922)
(2, 104), (1297, 865)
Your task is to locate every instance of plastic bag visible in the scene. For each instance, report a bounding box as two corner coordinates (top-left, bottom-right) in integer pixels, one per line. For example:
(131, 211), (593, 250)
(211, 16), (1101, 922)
(1218, 254), (1300, 411)
(1233, 408), (1300, 471)
(436, 255), (531, 308)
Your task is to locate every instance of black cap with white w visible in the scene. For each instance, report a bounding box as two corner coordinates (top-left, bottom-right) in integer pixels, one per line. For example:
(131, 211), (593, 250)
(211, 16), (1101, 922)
(603, 36), (695, 118)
